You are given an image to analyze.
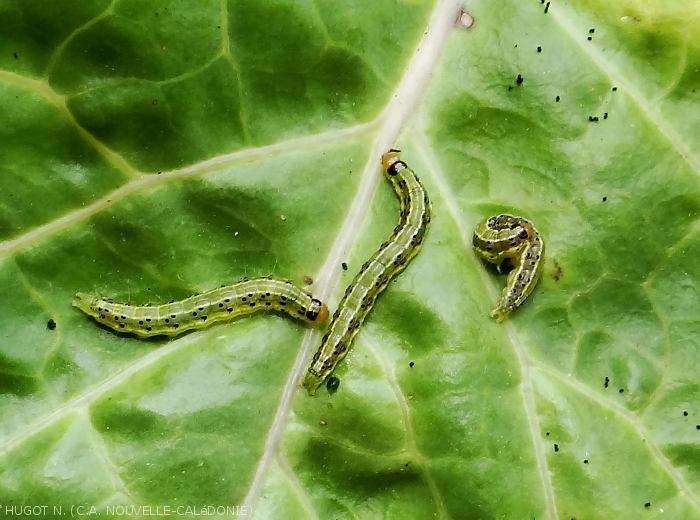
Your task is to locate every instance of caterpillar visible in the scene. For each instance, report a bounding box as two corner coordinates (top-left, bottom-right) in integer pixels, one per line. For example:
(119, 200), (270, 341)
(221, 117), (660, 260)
(73, 277), (329, 337)
(302, 150), (432, 395)
(472, 214), (544, 321)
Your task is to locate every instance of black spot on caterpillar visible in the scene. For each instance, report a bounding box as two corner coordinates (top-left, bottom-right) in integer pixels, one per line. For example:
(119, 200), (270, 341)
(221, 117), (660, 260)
(302, 150), (432, 394)
(472, 214), (544, 321)
(47, 319), (57, 330)
(73, 277), (329, 337)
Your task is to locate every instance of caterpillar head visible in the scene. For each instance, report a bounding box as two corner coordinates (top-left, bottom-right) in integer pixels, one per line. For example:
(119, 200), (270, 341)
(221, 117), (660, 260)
(381, 149), (407, 177)
(307, 298), (329, 324)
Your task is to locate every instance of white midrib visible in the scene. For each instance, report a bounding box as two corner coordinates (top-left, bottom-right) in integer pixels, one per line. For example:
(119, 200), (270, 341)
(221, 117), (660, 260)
(0, 0), (465, 508)
(241, 0), (465, 510)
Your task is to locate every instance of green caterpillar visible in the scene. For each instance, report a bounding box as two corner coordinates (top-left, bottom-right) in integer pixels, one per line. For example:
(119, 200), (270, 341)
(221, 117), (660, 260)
(303, 150), (432, 394)
(472, 214), (544, 321)
(74, 277), (329, 337)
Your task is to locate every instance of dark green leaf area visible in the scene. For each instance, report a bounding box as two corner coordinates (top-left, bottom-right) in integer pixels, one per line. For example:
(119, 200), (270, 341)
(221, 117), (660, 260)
(91, 401), (165, 440)
(645, 384), (700, 487)
(432, 457), (546, 519)
(570, 279), (664, 359)
(369, 290), (445, 356)
(570, 0), (695, 97)
(231, 0), (431, 145)
(294, 381), (406, 455)
(665, 321), (700, 382)
(297, 334), (548, 517)
(0, 352), (39, 397)
(241, 48), (383, 146)
(91, 398), (249, 504)
(581, 141), (700, 283)
(16, 222), (194, 314)
(51, 0), (222, 93)
(41, 349), (88, 398)
(0, 84), (124, 240)
(435, 150), (491, 203)
(313, 0), (434, 76)
(435, 95), (578, 200)
(665, 444), (700, 483)
(427, 1), (614, 157)
(86, 321), (305, 504)
(68, 58), (247, 171)
(228, 0), (326, 70)
(14, 174), (336, 315)
(669, 49), (700, 101)
(619, 28), (684, 90)
(648, 234), (700, 322)
(0, 263), (54, 370)
(291, 435), (439, 519)
(0, 0), (110, 77)
(525, 306), (577, 370)
(86, 184), (285, 293)
(396, 312), (544, 511)
(645, 384), (700, 469)
(574, 330), (661, 410)
(407, 347), (545, 513)
(0, 416), (102, 506)
(49, 0), (435, 170)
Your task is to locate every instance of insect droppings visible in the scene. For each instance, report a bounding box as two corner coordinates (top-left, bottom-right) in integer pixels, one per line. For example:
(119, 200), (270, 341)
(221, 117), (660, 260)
(326, 376), (341, 394)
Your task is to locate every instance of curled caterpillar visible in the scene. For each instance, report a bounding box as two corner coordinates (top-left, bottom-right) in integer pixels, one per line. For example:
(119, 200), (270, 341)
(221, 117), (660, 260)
(73, 277), (329, 337)
(472, 214), (544, 321)
(302, 150), (432, 394)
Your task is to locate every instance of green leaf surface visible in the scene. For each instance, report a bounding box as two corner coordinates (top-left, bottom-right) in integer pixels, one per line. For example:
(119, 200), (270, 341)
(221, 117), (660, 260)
(2, 0), (700, 518)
